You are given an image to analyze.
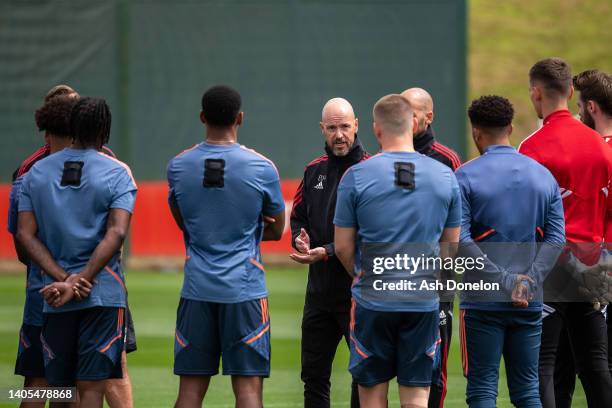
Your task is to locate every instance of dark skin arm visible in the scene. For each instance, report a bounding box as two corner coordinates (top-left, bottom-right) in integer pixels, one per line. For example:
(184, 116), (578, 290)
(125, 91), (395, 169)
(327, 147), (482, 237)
(12, 238), (29, 266)
(262, 211), (285, 241)
(16, 211), (68, 282)
(169, 204), (185, 231)
(40, 208), (131, 307)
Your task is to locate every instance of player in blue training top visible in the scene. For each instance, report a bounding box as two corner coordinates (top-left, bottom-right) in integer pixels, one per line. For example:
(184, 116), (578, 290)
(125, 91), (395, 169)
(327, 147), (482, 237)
(167, 85), (285, 408)
(16, 97), (137, 408)
(334, 94), (462, 408)
(456, 95), (565, 407)
(8, 95), (76, 403)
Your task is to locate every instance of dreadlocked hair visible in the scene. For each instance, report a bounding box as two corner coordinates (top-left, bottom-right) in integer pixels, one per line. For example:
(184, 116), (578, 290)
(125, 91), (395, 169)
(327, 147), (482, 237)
(70, 97), (112, 148)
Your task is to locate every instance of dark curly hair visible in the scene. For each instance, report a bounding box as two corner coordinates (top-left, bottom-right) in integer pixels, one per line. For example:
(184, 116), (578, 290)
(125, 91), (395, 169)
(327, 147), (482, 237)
(468, 95), (514, 129)
(573, 70), (612, 116)
(34, 95), (77, 138)
(70, 97), (112, 147)
(201, 85), (242, 127)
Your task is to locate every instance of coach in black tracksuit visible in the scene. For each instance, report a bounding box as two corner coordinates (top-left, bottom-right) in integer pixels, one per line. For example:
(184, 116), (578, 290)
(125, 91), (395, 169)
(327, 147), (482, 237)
(403, 86), (461, 408)
(290, 98), (367, 408)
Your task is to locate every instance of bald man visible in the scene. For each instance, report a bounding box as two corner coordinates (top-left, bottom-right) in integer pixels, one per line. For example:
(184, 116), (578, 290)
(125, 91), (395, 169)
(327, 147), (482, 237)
(402, 87), (461, 408)
(290, 98), (369, 407)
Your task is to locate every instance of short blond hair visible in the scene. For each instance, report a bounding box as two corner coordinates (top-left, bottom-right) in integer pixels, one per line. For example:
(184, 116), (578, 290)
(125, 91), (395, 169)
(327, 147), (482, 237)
(373, 94), (413, 136)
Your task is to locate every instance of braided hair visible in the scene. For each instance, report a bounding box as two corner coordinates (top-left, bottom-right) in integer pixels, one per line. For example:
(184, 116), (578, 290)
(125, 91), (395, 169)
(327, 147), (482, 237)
(70, 97), (112, 148)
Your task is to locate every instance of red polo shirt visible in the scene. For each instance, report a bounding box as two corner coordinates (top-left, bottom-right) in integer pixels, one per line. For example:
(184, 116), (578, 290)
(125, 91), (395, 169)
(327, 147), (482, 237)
(519, 110), (612, 255)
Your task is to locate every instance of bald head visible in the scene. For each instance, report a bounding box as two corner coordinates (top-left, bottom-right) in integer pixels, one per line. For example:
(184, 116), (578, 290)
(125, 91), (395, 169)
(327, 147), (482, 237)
(400, 87), (434, 135)
(321, 97), (355, 121)
(320, 98), (358, 157)
(373, 94), (414, 137)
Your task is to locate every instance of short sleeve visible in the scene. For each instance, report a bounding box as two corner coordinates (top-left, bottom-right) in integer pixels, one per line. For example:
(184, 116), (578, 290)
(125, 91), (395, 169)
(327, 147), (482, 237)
(110, 166), (137, 213)
(444, 172), (462, 228)
(333, 168), (357, 228)
(7, 178), (22, 234)
(17, 173), (33, 213)
(261, 162), (285, 216)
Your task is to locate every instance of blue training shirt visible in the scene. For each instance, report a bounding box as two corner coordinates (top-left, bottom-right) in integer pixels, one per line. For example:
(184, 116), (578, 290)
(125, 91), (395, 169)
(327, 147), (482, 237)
(456, 145), (565, 311)
(8, 177), (44, 325)
(334, 151), (462, 312)
(18, 148), (137, 313)
(167, 142), (285, 303)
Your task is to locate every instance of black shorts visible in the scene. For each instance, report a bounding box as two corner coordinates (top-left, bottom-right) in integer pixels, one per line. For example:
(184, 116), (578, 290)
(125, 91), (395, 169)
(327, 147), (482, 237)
(174, 298), (271, 377)
(42, 307), (125, 386)
(125, 304), (137, 353)
(349, 301), (440, 387)
(15, 324), (45, 378)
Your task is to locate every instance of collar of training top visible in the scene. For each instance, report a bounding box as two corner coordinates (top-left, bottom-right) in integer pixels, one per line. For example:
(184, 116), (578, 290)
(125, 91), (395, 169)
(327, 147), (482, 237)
(543, 109), (572, 125)
(324, 134), (366, 164)
(483, 144), (516, 154)
(413, 125), (435, 154)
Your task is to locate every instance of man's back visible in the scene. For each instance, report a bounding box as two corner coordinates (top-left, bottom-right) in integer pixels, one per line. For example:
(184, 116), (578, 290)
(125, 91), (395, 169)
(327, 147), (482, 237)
(456, 145), (565, 310)
(167, 142), (284, 303)
(334, 151), (461, 312)
(519, 110), (612, 244)
(19, 147), (137, 312)
(457, 145), (563, 243)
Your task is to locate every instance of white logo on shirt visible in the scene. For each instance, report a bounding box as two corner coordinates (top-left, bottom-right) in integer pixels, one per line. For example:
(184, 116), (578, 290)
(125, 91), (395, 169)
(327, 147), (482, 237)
(314, 175), (326, 190)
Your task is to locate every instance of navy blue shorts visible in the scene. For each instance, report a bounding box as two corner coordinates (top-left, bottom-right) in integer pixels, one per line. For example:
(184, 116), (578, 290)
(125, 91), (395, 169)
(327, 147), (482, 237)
(174, 297), (270, 377)
(349, 300), (440, 387)
(15, 324), (45, 378)
(41, 307), (125, 386)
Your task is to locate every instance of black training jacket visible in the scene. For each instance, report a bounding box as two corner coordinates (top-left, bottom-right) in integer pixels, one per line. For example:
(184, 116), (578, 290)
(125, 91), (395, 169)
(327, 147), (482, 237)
(290, 137), (369, 310)
(413, 126), (461, 171)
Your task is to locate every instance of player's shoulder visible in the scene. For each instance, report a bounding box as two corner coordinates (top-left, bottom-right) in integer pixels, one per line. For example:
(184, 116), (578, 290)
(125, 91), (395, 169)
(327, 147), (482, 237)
(16, 144), (50, 178)
(95, 151), (135, 180)
(431, 141), (461, 169)
(238, 144), (279, 171)
(303, 154), (329, 173)
(170, 143), (201, 163)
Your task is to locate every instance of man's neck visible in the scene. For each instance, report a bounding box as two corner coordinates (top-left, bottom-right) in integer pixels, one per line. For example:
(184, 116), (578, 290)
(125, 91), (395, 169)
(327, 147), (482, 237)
(381, 135), (415, 153)
(72, 141), (98, 150)
(49, 137), (73, 154)
(205, 127), (237, 145)
(541, 99), (569, 120)
(479, 139), (511, 155)
(595, 117), (612, 137)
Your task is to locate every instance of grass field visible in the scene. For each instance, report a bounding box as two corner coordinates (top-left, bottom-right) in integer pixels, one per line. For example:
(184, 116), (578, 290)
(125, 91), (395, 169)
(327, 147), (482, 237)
(0, 268), (588, 407)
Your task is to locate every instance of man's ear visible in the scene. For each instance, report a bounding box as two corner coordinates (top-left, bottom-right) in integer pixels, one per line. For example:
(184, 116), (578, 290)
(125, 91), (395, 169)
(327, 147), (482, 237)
(412, 115), (418, 135)
(319, 121), (325, 133)
(200, 111), (206, 125)
(354, 117), (359, 133)
(471, 126), (481, 144)
(372, 122), (381, 140)
(426, 110), (434, 126)
(587, 100), (597, 114)
(568, 85), (574, 100)
(508, 124), (513, 136)
(236, 111), (244, 126)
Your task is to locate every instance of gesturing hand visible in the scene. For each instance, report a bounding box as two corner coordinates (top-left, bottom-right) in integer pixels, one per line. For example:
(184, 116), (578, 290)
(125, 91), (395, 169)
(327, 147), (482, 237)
(295, 228), (310, 254)
(290, 247), (327, 265)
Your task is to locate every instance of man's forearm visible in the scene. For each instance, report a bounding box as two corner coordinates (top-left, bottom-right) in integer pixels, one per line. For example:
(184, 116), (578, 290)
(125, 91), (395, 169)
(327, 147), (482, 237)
(80, 231), (125, 282)
(16, 233), (67, 281)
